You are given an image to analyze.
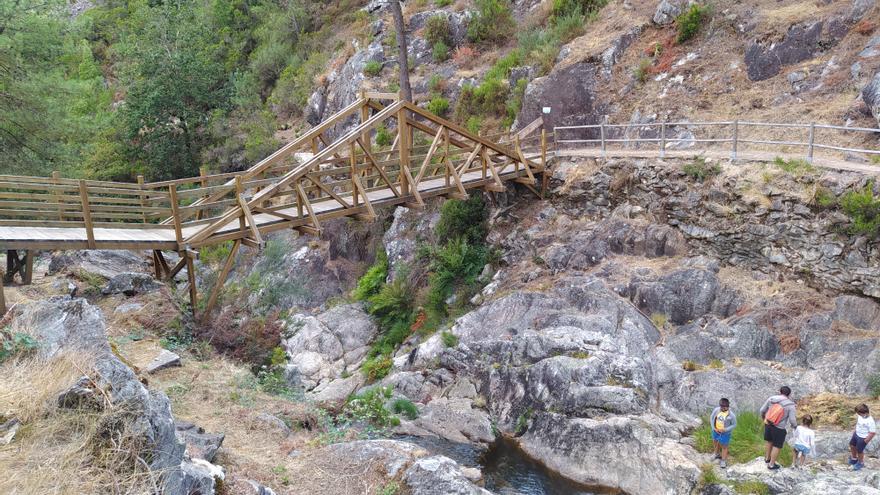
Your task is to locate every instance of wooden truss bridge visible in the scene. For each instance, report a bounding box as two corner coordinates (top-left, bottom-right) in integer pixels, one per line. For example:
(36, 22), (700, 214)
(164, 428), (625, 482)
(0, 93), (548, 316)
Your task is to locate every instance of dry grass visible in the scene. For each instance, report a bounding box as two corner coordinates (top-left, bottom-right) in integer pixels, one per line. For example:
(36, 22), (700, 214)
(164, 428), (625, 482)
(0, 352), (160, 495)
(147, 356), (325, 492)
(798, 392), (880, 429)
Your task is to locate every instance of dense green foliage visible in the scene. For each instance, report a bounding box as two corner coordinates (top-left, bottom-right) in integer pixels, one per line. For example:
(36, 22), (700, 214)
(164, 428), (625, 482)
(343, 386), (401, 428)
(435, 194), (489, 244)
(694, 412), (793, 466)
(432, 41), (450, 62)
(2, 0), (357, 181)
(426, 95), (450, 116)
(841, 181), (880, 237)
(391, 398), (419, 420)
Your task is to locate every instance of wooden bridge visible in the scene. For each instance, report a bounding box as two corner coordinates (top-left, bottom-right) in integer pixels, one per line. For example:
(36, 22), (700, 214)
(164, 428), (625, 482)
(0, 93), (548, 316)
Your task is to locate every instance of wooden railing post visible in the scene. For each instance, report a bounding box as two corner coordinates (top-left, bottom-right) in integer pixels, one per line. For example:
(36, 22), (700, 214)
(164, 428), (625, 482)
(731, 120), (739, 161)
(514, 134), (522, 176)
(351, 142), (359, 206)
(659, 123), (666, 158)
(600, 121), (606, 157)
(52, 171), (63, 221)
(137, 174), (147, 223)
(78, 180), (96, 249)
(168, 185), (184, 248)
(541, 128), (547, 169)
(397, 104), (410, 196)
(807, 123), (815, 163)
(0, 269), (5, 316)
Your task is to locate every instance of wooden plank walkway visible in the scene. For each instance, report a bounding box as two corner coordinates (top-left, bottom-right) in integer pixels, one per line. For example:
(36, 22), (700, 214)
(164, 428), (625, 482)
(0, 165), (535, 251)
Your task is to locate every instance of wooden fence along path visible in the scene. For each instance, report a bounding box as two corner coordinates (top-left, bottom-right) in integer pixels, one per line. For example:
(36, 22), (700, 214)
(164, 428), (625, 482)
(0, 92), (548, 317)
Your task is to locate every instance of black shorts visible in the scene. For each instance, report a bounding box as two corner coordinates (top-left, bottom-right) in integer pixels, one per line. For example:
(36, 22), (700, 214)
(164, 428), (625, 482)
(764, 423), (787, 448)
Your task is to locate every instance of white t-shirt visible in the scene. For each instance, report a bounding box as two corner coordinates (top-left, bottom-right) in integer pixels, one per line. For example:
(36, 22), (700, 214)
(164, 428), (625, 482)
(856, 415), (877, 439)
(792, 426), (816, 454)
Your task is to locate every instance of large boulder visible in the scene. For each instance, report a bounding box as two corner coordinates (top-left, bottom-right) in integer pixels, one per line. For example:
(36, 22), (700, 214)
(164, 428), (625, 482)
(653, 0), (686, 26)
(519, 412), (701, 495)
(101, 272), (161, 296)
(516, 61), (604, 131)
(283, 303), (379, 390)
(47, 250), (149, 279)
(744, 22), (823, 81)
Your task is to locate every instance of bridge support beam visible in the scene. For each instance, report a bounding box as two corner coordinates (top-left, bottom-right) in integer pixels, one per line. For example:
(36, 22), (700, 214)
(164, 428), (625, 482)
(0, 268), (6, 316)
(4, 250), (33, 285)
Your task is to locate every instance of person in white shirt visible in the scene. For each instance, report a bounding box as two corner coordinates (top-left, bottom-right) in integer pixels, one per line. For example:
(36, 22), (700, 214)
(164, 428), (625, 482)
(850, 403), (877, 471)
(791, 414), (816, 468)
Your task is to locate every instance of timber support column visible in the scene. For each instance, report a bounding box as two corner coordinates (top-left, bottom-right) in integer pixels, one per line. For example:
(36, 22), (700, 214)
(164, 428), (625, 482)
(397, 101), (410, 197)
(0, 268), (6, 315)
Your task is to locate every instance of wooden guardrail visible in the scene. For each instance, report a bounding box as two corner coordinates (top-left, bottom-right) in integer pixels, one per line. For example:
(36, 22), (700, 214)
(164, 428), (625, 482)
(553, 120), (880, 170)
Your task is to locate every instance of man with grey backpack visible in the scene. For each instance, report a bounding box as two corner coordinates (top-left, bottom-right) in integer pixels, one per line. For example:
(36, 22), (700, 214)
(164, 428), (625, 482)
(760, 386), (797, 470)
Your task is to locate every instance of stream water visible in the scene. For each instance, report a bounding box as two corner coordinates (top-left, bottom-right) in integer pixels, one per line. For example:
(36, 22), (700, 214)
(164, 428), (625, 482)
(395, 435), (619, 495)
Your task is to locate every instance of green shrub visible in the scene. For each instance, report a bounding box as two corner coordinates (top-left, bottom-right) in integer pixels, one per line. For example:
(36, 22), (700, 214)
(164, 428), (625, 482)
(841, 181), (880, 237)
(0, 329), (39, 363)
(467, 0), (515, 45)
(366, 278), (414, 336)
(813, 186), (837, 208)
(441, 331), (459, 348)
(425, 15), (452, 47)
(682, 156), (721, 182)
(343, 386), (400, 427)
(428, 74), (444, 92)
(694, 411), (793, 466)
(200, 241), (234, 267)
(435, 0), (452, 6)
(634, 58), (652, 83)
(364, 60), (383, 76)
(362, 354), (394, 381)
(465, 116), (482, 134)
(427, 95), (450, 116)
(552, 11), (587, 43)
(504, 78), (528, 128)
(375, 125), (394, 147)
(551, 0), (607, 17)
(432, 41), (450, 62)
(676, 4), (708, 44)
(391, 398), (419, 419)
(354, 251), (389, 301)
(436, 195), (488, 244)
(426, 238), (488, 315)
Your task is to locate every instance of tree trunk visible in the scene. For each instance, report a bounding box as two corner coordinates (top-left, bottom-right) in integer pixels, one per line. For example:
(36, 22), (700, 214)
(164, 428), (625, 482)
(390, 0), (412, 102)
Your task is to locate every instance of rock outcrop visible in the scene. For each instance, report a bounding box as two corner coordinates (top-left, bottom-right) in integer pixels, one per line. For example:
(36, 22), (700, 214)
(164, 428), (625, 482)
(10, 297), (218, 494)
(283, 303), (379, 391)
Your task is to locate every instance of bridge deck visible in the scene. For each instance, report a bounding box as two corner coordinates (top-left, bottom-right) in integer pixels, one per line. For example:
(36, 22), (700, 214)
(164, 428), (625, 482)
(0, 167), (527, 251)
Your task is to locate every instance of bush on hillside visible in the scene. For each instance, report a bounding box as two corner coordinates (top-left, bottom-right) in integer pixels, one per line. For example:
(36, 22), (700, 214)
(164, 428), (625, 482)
(425, 15), (452, 47)
(427, 95), (450, 116)
(840, 181), (880, 237)
(676, 4), (708, 44)
(363, 60), (383, 76)
(467, 0), (515, 45)
(432, 41), (450, 62)
(551, 0), (607, 17)
(436, 195), (489, 244)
